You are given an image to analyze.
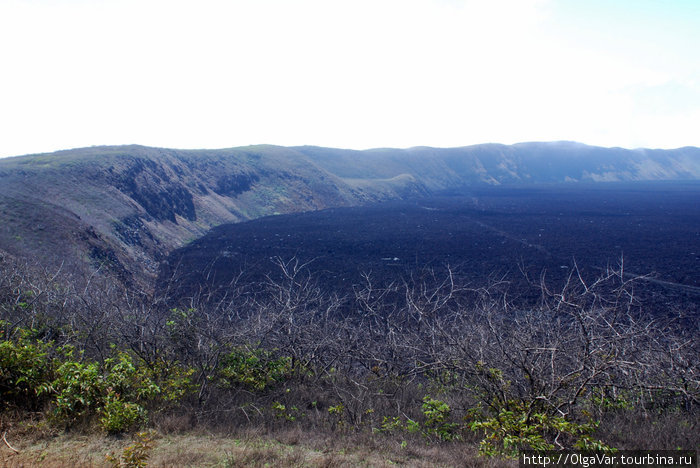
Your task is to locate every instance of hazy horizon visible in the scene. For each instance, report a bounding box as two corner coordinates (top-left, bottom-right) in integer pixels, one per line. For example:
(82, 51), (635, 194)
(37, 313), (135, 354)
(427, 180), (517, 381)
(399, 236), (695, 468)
(1, 0), (699, 158)
(4, 139), (700, 160)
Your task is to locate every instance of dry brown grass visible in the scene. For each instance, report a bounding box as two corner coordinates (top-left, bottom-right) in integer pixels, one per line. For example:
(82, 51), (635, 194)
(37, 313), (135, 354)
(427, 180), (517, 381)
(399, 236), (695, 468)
(0, 425), (518, 468)
(594, 409), (699, 451)
(3, 404), (695, 467)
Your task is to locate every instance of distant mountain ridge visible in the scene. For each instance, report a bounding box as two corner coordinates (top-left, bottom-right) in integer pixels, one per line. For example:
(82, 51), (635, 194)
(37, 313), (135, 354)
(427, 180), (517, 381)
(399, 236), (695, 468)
(1, 142), (698, 288)
(295, 142), (700, 186)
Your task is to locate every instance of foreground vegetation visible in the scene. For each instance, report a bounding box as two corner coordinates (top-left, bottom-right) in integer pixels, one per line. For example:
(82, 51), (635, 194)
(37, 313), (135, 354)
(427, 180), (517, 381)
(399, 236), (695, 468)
(1, 426), (524, 467)
(1, 255), (697, 466)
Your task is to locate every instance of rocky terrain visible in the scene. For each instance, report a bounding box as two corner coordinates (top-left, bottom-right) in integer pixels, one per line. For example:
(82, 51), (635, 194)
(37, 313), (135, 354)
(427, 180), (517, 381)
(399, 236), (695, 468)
(1, 142), (698, 288)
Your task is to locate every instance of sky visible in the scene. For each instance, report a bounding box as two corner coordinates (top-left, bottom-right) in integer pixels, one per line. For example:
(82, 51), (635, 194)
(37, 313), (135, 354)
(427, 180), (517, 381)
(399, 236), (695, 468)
(1, 0), (699, 157)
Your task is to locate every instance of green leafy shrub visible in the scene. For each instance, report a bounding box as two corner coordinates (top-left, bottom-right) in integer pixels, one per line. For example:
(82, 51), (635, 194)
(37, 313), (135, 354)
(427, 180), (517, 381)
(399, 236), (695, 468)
(1, 322), (195, 433)
(100, 395), (147, 434)
(467, 400), (613, 458)
(51, 354), (103, 425)
(271, 401), (301, 422)
(374, 416), (403, 434)
(106, 430), (155, 468)
(103, 352), (161, 400)
(374, 415), (421, 435)
(146, 360), (195, 403)
(422, 396), (461, 441)
(97, 352), (191, 432)
(372, 397), (461, 441)
(215, 346), (292, 391)
(327, 403), (347, 430)
(0, 328), (54, 410)
(51, 349), (192, 432)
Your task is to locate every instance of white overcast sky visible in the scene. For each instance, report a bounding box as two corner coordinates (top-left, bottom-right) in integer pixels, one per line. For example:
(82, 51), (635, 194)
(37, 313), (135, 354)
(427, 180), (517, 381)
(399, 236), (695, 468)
(1, 0), (699, 157)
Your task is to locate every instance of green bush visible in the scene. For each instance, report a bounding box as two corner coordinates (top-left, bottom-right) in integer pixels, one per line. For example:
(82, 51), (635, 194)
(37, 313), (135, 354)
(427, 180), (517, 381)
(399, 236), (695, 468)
(52, 355), (103, 424)
(106, 430), (155, 468)
(100, 396), (147, 434)
(271, 401), (301, 422)
(215, 346), (292, 391)
(1, 323), (195, 433)
(0, 328), (54, 410)
(422, 396), (461, 441)
(371, 396), (461, 441)
(467, 399), (613, 458)
(374, 415), (421, 435)
(51, 348), (191, 432)
(102, 352), (161, 401)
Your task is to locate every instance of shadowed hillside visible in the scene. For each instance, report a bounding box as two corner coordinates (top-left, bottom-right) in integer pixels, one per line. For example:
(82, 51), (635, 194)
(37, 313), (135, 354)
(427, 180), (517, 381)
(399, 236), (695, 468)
(0, 145), (421, 287)
(1, 142), (698, 287)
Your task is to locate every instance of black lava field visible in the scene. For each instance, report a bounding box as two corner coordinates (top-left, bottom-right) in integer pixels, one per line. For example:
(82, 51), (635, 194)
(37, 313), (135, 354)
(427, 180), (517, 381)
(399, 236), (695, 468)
(158, 182), (700, 310)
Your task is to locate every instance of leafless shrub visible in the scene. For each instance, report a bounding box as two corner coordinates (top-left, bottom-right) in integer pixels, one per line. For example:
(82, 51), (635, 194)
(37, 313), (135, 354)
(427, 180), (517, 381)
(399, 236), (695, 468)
(1, 254), (697, 453)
